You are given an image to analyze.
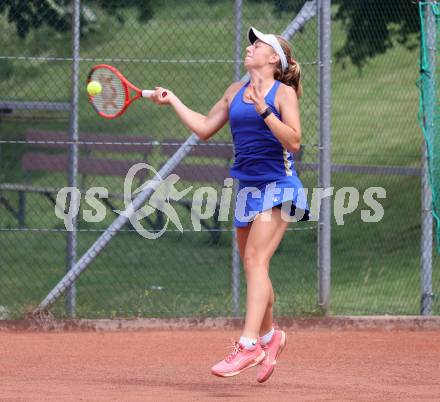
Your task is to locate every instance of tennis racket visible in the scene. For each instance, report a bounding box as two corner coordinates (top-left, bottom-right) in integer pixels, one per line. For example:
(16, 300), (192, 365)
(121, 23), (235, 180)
(87, 64), (167, 119)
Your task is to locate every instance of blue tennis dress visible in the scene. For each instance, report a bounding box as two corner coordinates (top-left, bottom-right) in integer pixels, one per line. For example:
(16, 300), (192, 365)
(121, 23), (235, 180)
(229, 80), (310, 227)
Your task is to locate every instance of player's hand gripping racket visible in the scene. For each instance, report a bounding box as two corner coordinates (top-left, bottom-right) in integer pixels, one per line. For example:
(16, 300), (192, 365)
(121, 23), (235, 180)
(87, 64), (167, 119)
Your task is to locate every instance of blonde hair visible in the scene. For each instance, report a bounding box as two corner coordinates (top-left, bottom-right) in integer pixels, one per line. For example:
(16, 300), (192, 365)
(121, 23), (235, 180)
(274, 36), (302, 98)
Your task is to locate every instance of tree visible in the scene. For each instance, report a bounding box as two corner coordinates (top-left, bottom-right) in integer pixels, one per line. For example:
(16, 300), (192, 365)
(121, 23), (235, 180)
(2, 0), (420, 68)
(0, 0), (154, 38)
(332, 0), (419, 68)
(259, 0), (420, 68)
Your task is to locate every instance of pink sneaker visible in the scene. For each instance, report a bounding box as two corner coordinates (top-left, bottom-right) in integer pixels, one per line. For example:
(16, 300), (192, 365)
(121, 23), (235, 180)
(211, 341), (265, 378)
(256, 329), (287, 383)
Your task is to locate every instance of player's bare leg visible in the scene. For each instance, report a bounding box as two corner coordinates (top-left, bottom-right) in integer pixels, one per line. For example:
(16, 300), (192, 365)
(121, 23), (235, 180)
(241, 208), (288, 340)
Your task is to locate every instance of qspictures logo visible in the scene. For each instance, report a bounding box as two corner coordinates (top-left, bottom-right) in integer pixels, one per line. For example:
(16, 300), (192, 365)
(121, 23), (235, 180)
(54, 163), (386, 239)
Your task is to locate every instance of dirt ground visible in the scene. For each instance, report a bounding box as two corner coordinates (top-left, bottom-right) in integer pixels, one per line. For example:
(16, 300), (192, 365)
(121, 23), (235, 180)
(1, 329), (440, 401)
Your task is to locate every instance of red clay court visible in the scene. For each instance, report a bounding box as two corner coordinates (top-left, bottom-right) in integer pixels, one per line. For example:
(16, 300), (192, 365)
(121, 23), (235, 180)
(1, 324), (440, 401)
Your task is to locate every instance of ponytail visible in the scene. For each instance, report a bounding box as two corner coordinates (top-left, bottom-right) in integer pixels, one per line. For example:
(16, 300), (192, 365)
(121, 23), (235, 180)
(274, 36), (303, 98)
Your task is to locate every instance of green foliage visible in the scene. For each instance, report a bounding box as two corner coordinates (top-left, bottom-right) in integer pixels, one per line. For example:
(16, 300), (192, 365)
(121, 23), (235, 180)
(0, 0), (154, 38)
(0, 0), (68, 38)
(252, 0), (419, 68)
(257, 0), (305, 15)
(95, 0), (154, 23)
(333, 0), (419, 68)
(1, 0), (420, 67)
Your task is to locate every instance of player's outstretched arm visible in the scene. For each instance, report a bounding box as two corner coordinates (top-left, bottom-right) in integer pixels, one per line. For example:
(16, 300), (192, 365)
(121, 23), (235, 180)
(149, 84), (239, 141)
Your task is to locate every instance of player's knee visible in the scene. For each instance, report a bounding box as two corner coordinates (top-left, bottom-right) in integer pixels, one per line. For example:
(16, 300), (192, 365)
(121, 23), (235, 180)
(243, 248), (269, 274)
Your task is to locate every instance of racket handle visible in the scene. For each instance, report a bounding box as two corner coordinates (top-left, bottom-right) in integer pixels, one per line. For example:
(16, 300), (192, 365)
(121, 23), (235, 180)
(142, 89), (168, 98)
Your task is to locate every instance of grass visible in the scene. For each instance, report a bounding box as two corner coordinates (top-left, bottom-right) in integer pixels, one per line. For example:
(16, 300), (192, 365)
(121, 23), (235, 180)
(0, 2), (439, 318)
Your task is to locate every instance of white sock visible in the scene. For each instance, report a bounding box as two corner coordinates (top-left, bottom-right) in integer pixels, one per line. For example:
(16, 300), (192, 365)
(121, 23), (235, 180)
(239, 336), (257, 350)
(259, 328), (275, 346)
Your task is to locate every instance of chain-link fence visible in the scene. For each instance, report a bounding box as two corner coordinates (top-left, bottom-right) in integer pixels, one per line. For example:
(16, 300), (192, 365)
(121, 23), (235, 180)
(330, 0), (439, 315)
(0, 0), (437, 319)
(0, 0), (319, 319)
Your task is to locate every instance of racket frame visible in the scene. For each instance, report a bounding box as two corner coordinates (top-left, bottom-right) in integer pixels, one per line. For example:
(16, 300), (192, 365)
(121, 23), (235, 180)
(87, 64), (161, 119)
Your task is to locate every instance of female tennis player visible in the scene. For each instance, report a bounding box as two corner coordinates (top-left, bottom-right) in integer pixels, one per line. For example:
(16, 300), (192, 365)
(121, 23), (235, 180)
(150, 27), (309, 383)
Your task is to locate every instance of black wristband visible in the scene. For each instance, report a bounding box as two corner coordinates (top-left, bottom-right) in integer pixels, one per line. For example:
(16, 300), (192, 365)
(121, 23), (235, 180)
(259, 106), (272, 119)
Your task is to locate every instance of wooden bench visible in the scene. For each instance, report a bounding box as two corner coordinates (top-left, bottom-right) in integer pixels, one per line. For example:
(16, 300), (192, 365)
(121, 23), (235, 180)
(22, 130), (154, 177)
(161, 138), (233, 183)
(0, 130), (234, 242)
(0, 101), (70, 123)
(0, 130), (154, 228)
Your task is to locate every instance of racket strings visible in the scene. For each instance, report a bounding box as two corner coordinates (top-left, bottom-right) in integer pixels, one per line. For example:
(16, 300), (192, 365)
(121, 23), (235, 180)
(90, 68), (126, 117)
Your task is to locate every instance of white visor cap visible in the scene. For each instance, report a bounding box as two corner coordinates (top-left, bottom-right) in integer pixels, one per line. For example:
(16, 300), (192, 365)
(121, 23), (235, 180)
(248, 26), (288, 72)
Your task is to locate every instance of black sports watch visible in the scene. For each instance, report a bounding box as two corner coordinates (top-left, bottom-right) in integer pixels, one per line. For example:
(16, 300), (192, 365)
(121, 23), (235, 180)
(259, 106), (273, 119)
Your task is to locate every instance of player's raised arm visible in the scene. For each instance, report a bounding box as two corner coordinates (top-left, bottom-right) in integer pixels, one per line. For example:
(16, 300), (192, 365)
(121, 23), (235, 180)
(149, 83), (241, 140)
(248, 81), (301, 153)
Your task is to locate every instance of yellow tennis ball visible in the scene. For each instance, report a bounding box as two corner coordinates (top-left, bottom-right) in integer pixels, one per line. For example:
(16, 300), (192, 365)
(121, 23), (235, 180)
(87, 81), (102, 96)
